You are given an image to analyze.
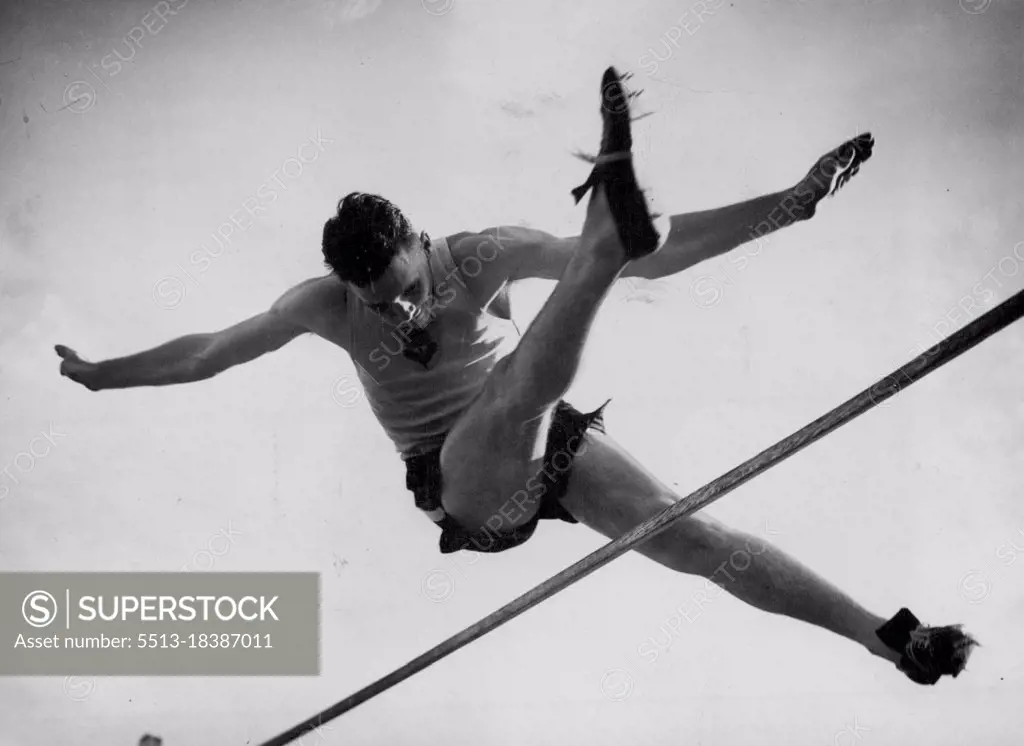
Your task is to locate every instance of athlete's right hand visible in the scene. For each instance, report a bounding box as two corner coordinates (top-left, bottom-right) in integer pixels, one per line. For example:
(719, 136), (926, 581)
(55, 345), (103, 391)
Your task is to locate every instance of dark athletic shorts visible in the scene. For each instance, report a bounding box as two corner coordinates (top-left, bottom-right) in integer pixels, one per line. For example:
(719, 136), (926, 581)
(404, 399), (610, 554)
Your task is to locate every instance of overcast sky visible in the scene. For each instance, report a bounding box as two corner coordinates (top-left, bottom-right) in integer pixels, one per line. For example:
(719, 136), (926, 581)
(1, 0), (1022, 744)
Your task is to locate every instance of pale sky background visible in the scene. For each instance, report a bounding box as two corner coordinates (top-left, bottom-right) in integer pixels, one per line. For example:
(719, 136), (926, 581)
(1, 0), (1023, 744)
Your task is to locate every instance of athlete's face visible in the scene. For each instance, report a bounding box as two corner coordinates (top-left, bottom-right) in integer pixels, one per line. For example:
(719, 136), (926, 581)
(349, 232), (433, 326)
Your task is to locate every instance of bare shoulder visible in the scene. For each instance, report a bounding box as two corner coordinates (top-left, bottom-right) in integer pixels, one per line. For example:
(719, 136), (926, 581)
(449, 225), (556, 262)
(448, 225), (569, 286)
(270, 275), (347, 331)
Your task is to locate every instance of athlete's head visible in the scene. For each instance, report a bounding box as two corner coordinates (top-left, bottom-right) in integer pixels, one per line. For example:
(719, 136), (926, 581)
(322, 192), (432, 323)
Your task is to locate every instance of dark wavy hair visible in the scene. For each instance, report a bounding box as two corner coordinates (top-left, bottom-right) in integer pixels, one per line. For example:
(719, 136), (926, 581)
(321, 192), (415, 286)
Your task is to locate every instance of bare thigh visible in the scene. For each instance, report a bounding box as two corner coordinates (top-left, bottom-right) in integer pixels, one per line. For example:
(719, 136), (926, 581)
(559, 429), (728, 573)
(439, 356), (555, 532)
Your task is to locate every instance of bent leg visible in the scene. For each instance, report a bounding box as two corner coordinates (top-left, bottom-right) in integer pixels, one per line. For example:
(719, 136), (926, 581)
(494, 187), (632, 414)
(559, 430), (900, 663)
(439, 185), (635, 533)
(438, 66), (664, 537)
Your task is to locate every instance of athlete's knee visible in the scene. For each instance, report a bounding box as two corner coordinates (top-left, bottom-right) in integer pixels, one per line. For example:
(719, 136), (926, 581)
(486, 489), (541, 533)
(509, 488), (543, 518)
(441, 482), (541, 537)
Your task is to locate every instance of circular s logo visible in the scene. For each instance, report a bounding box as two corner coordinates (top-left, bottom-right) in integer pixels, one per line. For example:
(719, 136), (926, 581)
(22, 590), (59, 628)
(63, 81), (97, 114)
(152, 276), (186, 310)
(422, 0), (455, 15)
(421, 570), (455, 602)
(599, 668), (634, 701)
(689, 275), (723, 309)
(957, 570), (991, 604)
(63, 676), (97, 702)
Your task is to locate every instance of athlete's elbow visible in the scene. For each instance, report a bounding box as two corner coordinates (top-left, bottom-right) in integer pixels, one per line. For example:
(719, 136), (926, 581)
(188, 332), (238, 382)
(187, 350), (222, 382)
(190, 347), (256, 382)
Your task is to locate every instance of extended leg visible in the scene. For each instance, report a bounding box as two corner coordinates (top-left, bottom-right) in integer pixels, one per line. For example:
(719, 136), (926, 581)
(626, 133), (875, 278)
(495, 187), (635, 415)
(561, 430), (976, 682)
(483, 67), (665, 417)
(439, 67), (663, 532)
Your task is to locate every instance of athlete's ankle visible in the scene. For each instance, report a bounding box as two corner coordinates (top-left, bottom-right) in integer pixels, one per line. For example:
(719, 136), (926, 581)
(864, 632), (903, 663)
(581, 187), (632, 266)
(788, 179), (823, 221)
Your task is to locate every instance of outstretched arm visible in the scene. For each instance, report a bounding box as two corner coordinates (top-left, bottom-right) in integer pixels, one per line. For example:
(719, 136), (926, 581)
(56, 288), (312, 391)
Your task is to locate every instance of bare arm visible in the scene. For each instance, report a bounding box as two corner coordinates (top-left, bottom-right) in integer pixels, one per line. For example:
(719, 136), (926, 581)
(56, 286), (315, 391)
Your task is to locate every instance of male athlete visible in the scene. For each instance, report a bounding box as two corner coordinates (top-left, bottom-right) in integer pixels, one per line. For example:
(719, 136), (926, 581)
(55, 68), (976, 685)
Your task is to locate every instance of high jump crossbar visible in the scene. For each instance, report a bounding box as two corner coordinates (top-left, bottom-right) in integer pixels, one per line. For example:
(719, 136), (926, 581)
(257, 287), (1024, 746)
